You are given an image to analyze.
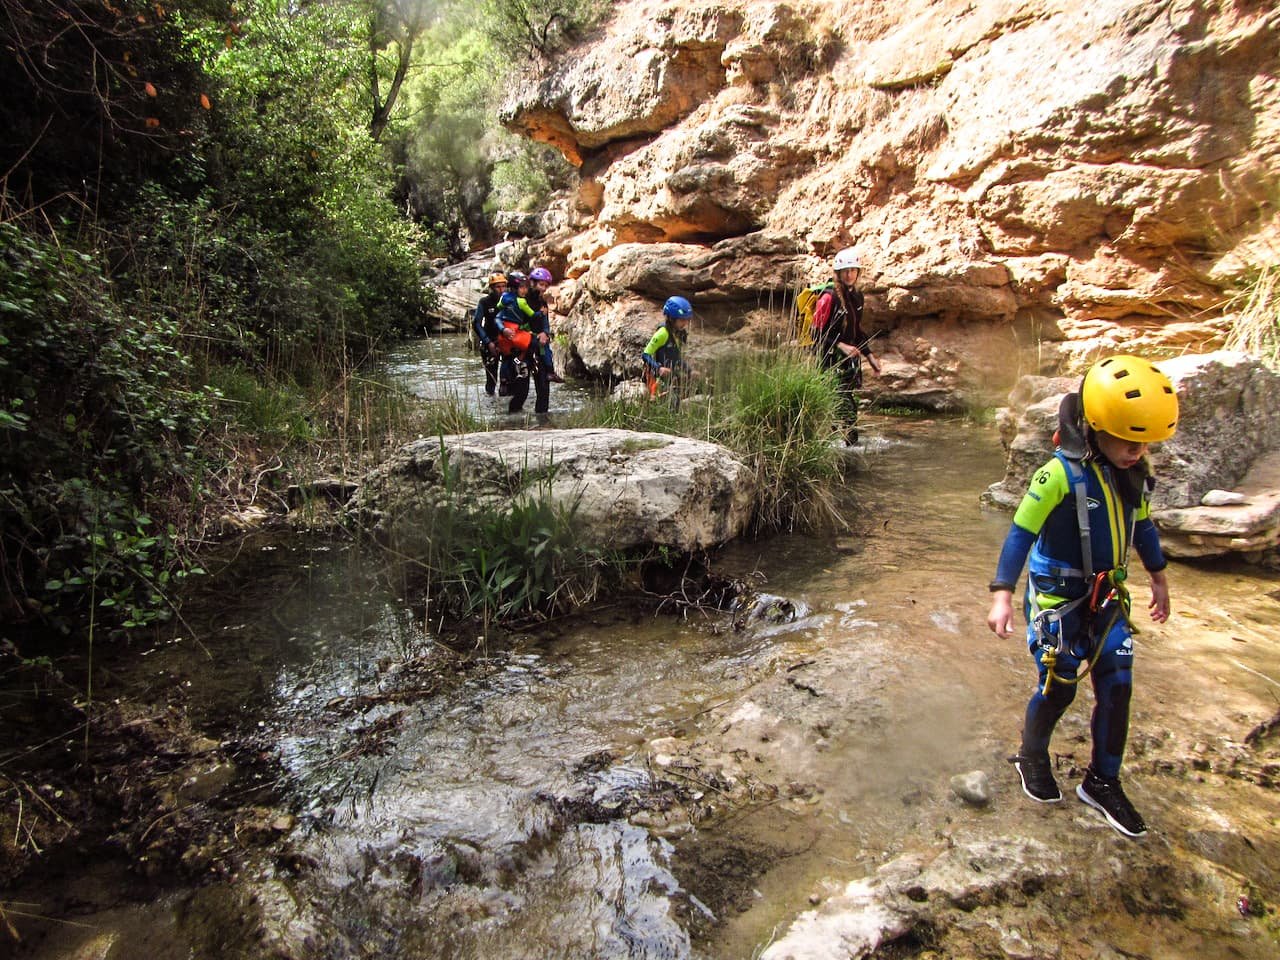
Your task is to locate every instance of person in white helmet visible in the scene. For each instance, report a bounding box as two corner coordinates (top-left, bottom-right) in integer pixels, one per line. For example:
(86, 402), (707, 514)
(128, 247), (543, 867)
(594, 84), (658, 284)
(813, 247), (880, 443)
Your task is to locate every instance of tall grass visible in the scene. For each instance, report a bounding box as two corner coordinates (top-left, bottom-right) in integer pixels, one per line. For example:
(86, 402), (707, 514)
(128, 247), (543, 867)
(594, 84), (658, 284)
(1224, 264), (1280, 369)
(563, 348), (849, 534)
(407, 453), (619, 635)
(720, 355), (847, 532)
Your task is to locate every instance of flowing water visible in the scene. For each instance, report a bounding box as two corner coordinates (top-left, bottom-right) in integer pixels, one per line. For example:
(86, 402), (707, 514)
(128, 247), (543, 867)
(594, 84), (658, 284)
(14, 337), (1280, 959)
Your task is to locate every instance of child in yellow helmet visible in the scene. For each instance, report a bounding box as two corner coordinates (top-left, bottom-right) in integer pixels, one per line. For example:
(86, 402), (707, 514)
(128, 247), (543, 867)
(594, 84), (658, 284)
(987, 355), (1178, 838)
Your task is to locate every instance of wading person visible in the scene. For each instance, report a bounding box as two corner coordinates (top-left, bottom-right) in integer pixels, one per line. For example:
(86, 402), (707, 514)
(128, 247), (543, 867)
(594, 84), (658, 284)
(496, 271), (551, 415)
(812, 247), (880, 444)
(987, 355), (1179, 838)
(642, 296), (695, 404)
(473, 272), (507, 396)
(527, 266), (564, 383)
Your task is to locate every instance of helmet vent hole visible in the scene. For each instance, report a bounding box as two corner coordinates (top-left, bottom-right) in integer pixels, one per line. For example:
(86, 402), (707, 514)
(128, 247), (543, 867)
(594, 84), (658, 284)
(1131, 425), (1146, 433)
(1125, 389), (1141, 399)
(1113, 369), (1130, 379)
(1163, 385), (1173, 394)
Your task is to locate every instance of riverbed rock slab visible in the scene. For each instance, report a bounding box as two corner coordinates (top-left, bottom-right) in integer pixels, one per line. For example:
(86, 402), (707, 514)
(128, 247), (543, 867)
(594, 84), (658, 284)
(349, 428), (757, 554)
(760, 838), (1065, 960)
(1154, 451), (1280, 558)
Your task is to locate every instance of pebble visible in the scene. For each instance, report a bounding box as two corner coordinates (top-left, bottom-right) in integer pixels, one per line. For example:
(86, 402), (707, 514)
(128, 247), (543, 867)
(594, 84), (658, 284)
(950, 770), (992, 806)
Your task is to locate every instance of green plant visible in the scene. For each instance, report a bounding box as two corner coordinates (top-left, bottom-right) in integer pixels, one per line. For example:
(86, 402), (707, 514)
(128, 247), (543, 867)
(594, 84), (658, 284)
(476, 0), (612, 61)
(0, 220), (212, 634)
(409, 451), (619, 632)
(718, 353), (846, 533)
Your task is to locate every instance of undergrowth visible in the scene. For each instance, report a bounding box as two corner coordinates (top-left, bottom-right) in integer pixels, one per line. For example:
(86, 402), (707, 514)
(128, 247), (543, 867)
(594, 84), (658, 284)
(409, 450), (620, 635)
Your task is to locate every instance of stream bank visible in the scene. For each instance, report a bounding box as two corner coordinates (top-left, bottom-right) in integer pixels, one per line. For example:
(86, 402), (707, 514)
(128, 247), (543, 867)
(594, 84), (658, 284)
(4, 417), (1279, 960)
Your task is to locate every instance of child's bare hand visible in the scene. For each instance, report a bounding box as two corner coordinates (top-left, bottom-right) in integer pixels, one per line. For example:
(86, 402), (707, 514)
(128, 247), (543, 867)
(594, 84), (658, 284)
(987, 590), (1015, 638)
(1148, 570), (1170, 623)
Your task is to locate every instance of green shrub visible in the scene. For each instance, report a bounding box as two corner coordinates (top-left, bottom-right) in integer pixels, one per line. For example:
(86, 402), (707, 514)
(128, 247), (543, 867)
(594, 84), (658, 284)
(722, 356), (846, 533)
(0, 221), (213, 633)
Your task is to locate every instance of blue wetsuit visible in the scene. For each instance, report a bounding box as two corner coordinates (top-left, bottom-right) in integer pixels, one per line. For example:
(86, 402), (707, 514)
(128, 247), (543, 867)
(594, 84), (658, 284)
(473, 291), (503, 395)
(496, 291), (550, 414)
(992, 452), (1166, 778)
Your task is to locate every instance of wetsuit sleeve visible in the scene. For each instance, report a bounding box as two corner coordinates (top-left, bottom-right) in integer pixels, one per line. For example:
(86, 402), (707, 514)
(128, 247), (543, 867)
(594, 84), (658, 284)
(643, 326), (669, 372)
(473, 299), (491, 345)
(1132, 517), (1167, 573)
(496, 291), (517, 325)
(991, 458), (1070, 590)
(516, 296), (536, 320)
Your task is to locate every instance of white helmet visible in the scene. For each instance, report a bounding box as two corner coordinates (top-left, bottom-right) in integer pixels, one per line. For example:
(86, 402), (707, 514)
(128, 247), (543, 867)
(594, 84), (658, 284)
(832, 248), (861, 271)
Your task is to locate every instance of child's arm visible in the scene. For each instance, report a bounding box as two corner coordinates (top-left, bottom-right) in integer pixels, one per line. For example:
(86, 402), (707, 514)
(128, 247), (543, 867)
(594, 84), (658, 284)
(1133, 510), (1170, 622)
(643, 327), (669, 374)
(986, 459), (1068, 638)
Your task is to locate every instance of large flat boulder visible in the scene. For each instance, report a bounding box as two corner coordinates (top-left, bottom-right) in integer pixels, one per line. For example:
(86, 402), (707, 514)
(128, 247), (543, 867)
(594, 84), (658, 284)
(349, 428), (757, 553)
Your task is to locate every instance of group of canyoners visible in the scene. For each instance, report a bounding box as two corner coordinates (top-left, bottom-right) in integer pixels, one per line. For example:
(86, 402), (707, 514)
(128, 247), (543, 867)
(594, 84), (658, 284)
(472, 251), (1181, 839)
(470, 247), (881, 420)
(471, 265), (705, 414)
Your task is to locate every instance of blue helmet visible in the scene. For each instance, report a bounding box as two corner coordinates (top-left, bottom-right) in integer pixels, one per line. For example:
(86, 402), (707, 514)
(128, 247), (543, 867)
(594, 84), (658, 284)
(662, 296), (693, 319)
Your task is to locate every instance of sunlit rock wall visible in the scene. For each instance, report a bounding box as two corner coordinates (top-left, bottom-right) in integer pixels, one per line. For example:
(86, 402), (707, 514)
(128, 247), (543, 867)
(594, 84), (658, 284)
(501, 0), (1280, 406)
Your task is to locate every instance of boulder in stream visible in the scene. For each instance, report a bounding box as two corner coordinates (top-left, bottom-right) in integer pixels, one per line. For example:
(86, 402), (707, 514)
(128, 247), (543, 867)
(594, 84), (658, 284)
(349, 428), (758, 554)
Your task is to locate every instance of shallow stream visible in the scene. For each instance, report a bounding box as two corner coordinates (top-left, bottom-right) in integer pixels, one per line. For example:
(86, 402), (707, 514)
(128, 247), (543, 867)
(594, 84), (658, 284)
(14, 337), (1280, 959)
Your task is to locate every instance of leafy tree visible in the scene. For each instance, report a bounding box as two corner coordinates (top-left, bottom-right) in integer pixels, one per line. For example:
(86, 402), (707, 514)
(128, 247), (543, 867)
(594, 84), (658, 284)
(387, 2), (579, 252)
(367, 0), (434, 142)
(0, 0), (225, 206)
(478, 0), (612, 61)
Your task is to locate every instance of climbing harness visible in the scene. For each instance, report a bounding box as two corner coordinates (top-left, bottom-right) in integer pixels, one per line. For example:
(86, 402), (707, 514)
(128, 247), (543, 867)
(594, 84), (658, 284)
(1034, 568), (1132, 696)
(1030, 450), (1138, 696)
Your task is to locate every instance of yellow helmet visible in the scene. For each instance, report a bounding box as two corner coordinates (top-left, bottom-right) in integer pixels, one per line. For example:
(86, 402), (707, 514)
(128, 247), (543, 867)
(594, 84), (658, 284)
(1081, 355), (1178, 442)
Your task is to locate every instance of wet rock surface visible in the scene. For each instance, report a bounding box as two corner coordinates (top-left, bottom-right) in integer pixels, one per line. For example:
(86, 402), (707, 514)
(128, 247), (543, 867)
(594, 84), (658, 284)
(5, 420), (1279, 959)
(349, 427), (759, 553)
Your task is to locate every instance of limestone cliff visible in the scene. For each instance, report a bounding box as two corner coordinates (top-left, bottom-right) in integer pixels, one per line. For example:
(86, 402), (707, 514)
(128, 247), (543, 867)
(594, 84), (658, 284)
(500, 0), (1279, 406)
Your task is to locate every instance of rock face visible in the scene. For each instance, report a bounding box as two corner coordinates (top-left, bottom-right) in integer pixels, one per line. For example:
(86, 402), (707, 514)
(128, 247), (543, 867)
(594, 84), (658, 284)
(982, 351), (1280, 558)
(349, 428), (757, 553)
(501, 0), (1280, 406)
(759, 839), (1066, 960)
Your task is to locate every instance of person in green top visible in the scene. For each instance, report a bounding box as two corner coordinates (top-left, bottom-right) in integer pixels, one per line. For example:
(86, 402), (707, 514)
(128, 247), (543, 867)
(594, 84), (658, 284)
(642, 296), (695, 401)
(987, 355), (1179, 839)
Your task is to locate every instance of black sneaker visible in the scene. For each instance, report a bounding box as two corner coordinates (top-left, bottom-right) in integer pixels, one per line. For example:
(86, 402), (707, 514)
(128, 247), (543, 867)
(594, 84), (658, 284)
(1077, 769), (1147, 838)
(1010, 753), (1062, 803)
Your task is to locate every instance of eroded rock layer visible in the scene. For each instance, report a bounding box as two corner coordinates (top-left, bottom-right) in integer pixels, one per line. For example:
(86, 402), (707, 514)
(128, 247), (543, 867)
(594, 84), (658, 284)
(500, 0), (1280, 405)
